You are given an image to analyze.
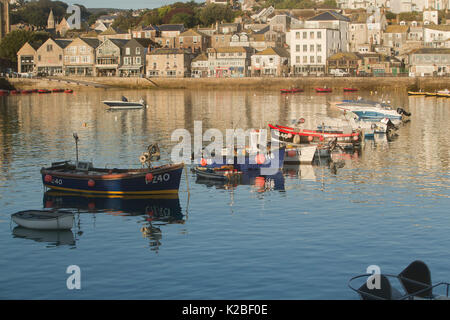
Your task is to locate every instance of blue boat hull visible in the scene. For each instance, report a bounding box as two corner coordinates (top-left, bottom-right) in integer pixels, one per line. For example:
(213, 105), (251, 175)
(41, 164), (184, 195)
(352, 111), (402, 122)
(196, 147), (285, 172)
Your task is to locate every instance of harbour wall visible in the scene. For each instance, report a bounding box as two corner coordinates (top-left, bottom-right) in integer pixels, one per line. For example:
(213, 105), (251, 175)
(6, 76), (449, 91)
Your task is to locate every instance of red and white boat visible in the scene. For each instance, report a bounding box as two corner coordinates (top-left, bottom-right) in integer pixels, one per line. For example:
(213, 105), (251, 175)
(315, 87), (332, 93)
(269, 124), (362, 149)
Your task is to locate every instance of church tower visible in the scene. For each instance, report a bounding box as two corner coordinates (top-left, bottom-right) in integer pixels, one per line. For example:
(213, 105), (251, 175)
(47, 9), (55, 29)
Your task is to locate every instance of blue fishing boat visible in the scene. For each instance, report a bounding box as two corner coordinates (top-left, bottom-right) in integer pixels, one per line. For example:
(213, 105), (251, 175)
(194, 146), (286, 173)
(41, 134), (183, 196)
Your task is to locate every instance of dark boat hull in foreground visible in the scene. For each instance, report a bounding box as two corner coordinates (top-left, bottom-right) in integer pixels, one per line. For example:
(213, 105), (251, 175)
(41, 162), (184, 196)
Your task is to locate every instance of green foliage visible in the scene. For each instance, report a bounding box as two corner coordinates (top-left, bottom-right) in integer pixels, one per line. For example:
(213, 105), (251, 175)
(319, 0), (338, 8)
(198, 4), (236, 27)
(385, 11), (396, 20)
(87, 11), (109, 26)
(266, 0), (315, 9)
(112, 10), (140, 31)
(0, 30), (50, 63)
(10, 0), (69, 28)
(398, 11), (421, 21)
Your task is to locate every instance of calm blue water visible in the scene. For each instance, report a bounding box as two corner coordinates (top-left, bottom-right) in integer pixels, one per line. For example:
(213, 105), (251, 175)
(0, 89), (449, 299)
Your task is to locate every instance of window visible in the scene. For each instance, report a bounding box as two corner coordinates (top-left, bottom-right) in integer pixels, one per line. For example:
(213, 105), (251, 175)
(126, 48), (130, 55)
(296, 32), (300, 39)
(317, 56), (322, 63)
(317, 44), (322, 52)
(136, 57), (141, 64)
(310, 44), (314, 52)
(310, 32), (314, 39)
(296, 56), (300, 63)
(38, 55), (41, 61)
(296, 44), (300, 52)
(59, 54), (62, 61)
(303, 44), (307, 52)
(303, 56), (307, 63)
(136, 47), (141, 55)
(303, 32), (307, 39)
(317, 31), (321, 39)
(310, 56), (314, 63)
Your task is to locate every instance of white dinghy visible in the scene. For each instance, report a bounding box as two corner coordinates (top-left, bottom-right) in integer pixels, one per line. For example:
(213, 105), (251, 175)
(103, 96), (147, 110)
(11, 210), (74, 230)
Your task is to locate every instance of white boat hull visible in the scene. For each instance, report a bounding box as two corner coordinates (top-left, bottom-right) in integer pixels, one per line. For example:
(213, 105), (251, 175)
(12, 211), (74, 230)
(284, 146), (318, 164)
(102, 100), (146, 109)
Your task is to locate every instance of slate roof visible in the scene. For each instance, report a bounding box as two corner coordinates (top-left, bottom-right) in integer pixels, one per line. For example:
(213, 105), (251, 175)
(308, 11), (350, 22)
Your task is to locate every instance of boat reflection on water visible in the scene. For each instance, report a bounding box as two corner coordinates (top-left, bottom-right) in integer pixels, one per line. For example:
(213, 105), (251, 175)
(43, 191), (184, 252)
(194, 169), (285, 193)
(12, 227), (76, 247)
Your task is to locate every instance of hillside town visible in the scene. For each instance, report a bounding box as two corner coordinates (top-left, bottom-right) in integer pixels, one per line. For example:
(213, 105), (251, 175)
(10, 0), (450, 78)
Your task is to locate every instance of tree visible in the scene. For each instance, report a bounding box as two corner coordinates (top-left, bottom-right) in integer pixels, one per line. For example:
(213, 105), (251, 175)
(0, 30), (50, 63)
(198, 4), (235, 27)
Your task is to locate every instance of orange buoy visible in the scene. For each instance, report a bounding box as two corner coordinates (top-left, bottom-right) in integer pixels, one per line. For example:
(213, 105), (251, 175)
(88, 179), (95, 187)
(353, 135), (359, 141)
(145, 173), (153, 182)
(287, 150), (297, 158)
(200, 158), (207, 166)
(308, 136), (313, 142)
(255, 154), (266, 165)
(44, 174), (52, 183)
(254, 176), (265, 188)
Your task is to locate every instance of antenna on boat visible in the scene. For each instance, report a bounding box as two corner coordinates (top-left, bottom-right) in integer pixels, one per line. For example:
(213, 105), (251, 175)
(73, 132), (79, 165)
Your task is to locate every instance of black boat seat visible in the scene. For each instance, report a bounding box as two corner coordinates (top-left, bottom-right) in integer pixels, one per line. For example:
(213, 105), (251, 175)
(398, 260), (433, 298)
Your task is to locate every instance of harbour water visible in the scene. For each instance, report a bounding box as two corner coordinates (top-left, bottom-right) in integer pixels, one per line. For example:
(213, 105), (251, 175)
(0, 89), (449, 299)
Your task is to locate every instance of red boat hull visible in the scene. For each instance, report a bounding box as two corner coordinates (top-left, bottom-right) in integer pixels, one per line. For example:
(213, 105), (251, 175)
(343, 88), (358, 92)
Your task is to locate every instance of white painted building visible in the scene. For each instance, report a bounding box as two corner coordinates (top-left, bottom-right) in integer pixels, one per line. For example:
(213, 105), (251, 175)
(290, 28), (341, 75)
(423, 25), (450, 48)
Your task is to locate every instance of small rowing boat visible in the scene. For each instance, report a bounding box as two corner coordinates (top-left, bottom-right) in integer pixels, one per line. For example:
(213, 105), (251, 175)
(11, 210), (74, 230)
(38, 89), (51, 94)
(0, 89), (9, 96)
(408, 91), (426, 96)
(437, 89), (450, 98)
(343, 88), (358, 92)
(65, 89), (73, 93)
(425, 92), (437, 97)
(192, 165), (242, 181)
(280, 88), (303, 94)
(52, 88), (65, 93)
(21, 90), (33, 94)
(10, 90), (21, 95)
(315, 87), (332, 93)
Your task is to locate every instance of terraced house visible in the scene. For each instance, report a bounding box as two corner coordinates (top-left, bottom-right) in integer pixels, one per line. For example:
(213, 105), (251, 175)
(207, 46), (253, 77)
(17, 42), (39, 73)
(64, 38), (99, 76)
(119, 38), (156, 76)
(146, 48), (194, 78)
(251, 47), (290, 76)
(35, 38), (71, 76)
(176, 29), (211, 53)
(95, 38), (128, 76)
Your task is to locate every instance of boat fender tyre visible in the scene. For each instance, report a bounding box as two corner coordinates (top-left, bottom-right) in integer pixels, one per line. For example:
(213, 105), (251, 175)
(293, 134), (301, 144)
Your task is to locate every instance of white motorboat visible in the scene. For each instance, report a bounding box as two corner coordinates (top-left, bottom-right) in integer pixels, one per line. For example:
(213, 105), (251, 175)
(103, 97), (147, 109)
(11, 210), (74, 230)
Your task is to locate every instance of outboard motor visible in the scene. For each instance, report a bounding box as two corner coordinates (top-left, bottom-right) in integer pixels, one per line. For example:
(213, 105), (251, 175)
(397, 108), (412, 117)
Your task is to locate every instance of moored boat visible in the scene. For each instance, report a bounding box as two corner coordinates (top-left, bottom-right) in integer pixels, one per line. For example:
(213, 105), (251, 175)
(42, 161), (184, 196)
(436, 89), (450, 98)
(408, 91), (426, 96)
(10, 90), (21, 95)
(192, 165), (242, 181)
(280, 88), (303, 94)
(0, 89), (9, 96)
(21, 89), (33, 94)
(38, 89), (51, 94)
(11, 210), (74, 230)
(343, 88), (358, 92)
(424, 92), (437, 97)
(65, 89), (73, 93)
(103, 96), (147, 109)
(52, 88), (65, 93)
(315, 87), (332, 93)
